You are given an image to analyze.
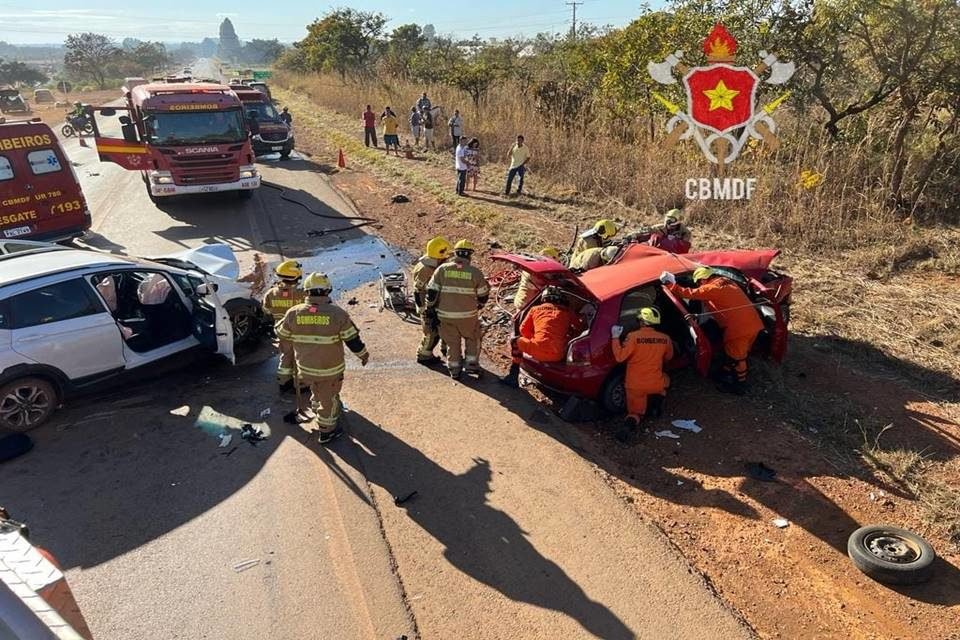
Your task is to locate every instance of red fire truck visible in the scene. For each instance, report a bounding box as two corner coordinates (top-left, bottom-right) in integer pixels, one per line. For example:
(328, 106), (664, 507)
(92, 82), (260, 203)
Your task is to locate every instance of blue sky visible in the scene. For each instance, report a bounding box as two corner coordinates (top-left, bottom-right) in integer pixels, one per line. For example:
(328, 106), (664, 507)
(0, 0), (661, 45)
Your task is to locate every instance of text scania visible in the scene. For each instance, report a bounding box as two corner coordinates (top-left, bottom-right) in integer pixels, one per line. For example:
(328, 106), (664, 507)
(685, 178), (757, 201)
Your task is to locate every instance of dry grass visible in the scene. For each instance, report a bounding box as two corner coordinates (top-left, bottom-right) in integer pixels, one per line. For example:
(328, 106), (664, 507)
(862, 431), (960, 549)
(277, 77), (960, 548)
(279, 71), (939, 255)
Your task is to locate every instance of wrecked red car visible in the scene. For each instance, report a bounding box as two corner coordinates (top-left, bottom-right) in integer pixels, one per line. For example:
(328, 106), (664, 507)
(492, 244), (792, 412)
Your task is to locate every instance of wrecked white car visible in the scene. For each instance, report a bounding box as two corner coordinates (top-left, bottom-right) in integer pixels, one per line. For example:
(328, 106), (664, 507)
(0, 243), (265, 431)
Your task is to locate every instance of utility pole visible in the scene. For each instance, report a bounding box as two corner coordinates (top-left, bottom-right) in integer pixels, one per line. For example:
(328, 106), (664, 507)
(566, 1), (583, 40)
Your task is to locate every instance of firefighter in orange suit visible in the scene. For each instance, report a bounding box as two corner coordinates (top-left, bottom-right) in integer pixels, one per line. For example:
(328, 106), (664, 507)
(413, 236), (452, 364)
(278, 272), (369, 444)
(262, 259), (305, 391)
(611, 306), (674, 442)
(661, 267), (763, 393)
(426, 239), (489, 379)
(501, 287), (582, 387)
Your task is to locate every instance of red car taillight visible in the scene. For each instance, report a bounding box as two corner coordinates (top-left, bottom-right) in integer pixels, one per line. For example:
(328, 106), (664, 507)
(566, 336), (591, 366)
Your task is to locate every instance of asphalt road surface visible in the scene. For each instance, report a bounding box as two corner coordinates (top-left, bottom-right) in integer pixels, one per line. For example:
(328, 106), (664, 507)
(0, 85), (753, 639)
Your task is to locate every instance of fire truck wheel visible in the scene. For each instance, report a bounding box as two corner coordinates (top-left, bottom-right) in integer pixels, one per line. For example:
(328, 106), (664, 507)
(238, 189), (254, 200)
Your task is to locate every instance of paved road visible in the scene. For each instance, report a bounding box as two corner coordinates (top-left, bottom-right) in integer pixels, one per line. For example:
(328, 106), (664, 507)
(1, 79), (753, 639)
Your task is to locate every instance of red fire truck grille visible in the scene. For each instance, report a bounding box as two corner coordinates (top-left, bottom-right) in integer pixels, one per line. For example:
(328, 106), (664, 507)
(169, 153), (238, 185)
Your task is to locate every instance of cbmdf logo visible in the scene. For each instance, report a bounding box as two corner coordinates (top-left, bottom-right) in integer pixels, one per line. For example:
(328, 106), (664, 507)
(648, 23), (794, 183)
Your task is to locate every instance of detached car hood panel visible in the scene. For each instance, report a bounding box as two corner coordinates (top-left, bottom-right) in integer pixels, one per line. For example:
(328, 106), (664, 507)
(160, 243), (241, 280)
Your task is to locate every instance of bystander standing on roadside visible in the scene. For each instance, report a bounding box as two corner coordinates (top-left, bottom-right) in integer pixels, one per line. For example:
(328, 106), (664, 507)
(422, 108), (435, 151)
(382, 107), (401, 157)
(465, 138), (481, 191)
(455, 138), (469, 196)
(448, 110), (463, 148)
(417, 92), (432, 113)
(410, 107), (422, 147)
(504, 134), (530, 196)
(362, 105), (377, 147)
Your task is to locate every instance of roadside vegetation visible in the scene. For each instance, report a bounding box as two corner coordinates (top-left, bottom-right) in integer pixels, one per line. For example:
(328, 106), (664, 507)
(274, 1), (960, 555)
(278, 2), (960, 248)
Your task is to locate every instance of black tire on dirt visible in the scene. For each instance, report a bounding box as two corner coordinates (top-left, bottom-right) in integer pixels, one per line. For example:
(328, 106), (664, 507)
(847, 524), (936, 585)
(280, 150), (291, 160)
(226, 300), (261, 346)
(599, 369), (626, 414)
(0, 377), (59, 432)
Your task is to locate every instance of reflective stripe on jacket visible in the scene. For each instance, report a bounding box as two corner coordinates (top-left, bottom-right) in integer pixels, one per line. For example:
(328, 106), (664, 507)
(277, 295), (366, 380)
(263, 282), (305, 322)
(426, 258), (489, 320)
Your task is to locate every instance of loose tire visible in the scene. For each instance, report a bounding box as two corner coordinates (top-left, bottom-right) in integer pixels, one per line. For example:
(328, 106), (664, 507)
(0, 377), (58, 432)
(847, 524), (935, 585)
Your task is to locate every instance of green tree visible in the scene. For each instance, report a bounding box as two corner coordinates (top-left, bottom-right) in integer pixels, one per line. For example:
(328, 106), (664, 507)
(64, 32), (120, 89)
(0, 59), (48, 86)
(297, 9), (386, 79)
(381, 24), (426, 78)
(243, 39), (286, 64)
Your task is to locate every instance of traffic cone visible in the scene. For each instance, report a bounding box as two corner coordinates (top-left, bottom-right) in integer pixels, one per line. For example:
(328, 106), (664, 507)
(337, 148), (346, 168)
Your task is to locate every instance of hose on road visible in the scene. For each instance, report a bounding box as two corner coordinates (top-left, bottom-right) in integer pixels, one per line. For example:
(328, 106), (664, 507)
(260, 180), (378, 236)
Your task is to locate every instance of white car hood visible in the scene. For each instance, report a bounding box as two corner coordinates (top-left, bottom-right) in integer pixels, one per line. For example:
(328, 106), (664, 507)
(162, 243), (241, 280)
(155, 243), (251, 303)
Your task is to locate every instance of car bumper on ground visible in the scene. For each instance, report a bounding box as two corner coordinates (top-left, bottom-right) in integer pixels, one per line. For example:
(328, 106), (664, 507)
(150, 176), (261, 197)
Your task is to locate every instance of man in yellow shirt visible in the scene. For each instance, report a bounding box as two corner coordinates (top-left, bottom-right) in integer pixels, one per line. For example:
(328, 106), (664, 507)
(504, 134), (530, 196)
(381, 106), (400, 157)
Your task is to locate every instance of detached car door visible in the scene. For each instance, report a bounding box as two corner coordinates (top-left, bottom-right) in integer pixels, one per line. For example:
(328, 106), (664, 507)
(189, 280), (235, 364)
(7, 278), (125, 380)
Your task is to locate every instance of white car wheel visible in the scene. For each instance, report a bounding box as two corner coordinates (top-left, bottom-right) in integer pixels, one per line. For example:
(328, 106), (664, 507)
(0, 377), (58, 432)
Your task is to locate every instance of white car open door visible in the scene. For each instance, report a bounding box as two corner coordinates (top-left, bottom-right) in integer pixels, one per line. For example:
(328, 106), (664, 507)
(190, 282), (235, 364)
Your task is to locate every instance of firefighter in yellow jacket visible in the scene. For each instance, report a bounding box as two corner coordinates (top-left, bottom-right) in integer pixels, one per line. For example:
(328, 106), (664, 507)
(278, 272), (369, 444)
(413, 236), (452, 364)
(262, 260), (306, 391)
(426, 239), (489, 379)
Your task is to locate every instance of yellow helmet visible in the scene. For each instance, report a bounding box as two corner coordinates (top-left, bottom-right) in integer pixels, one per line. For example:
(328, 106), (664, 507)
(540, 246), (560, 260)
(692, 267), (715, 283)
(303, 272), (332, 293)
(638, 306), (661, 325)
(454, 239), (475, 252)
(426, 236), (452, 260)
(275, 259), (302, 280)
(594, 219), (618, 239)
(664, 208), (681, 225)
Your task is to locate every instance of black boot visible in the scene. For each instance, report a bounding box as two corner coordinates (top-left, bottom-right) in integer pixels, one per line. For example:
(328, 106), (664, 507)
(499, 364), (520, 387)
(616, 416), (640, 444)
(646, 394), (664, 418)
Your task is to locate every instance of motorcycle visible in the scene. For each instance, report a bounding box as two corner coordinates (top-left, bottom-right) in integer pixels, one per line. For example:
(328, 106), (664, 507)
(61, 114), (94, 138)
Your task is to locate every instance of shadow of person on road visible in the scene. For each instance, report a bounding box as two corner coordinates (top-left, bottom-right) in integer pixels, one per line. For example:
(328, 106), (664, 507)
(331, 410), (636, 640)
